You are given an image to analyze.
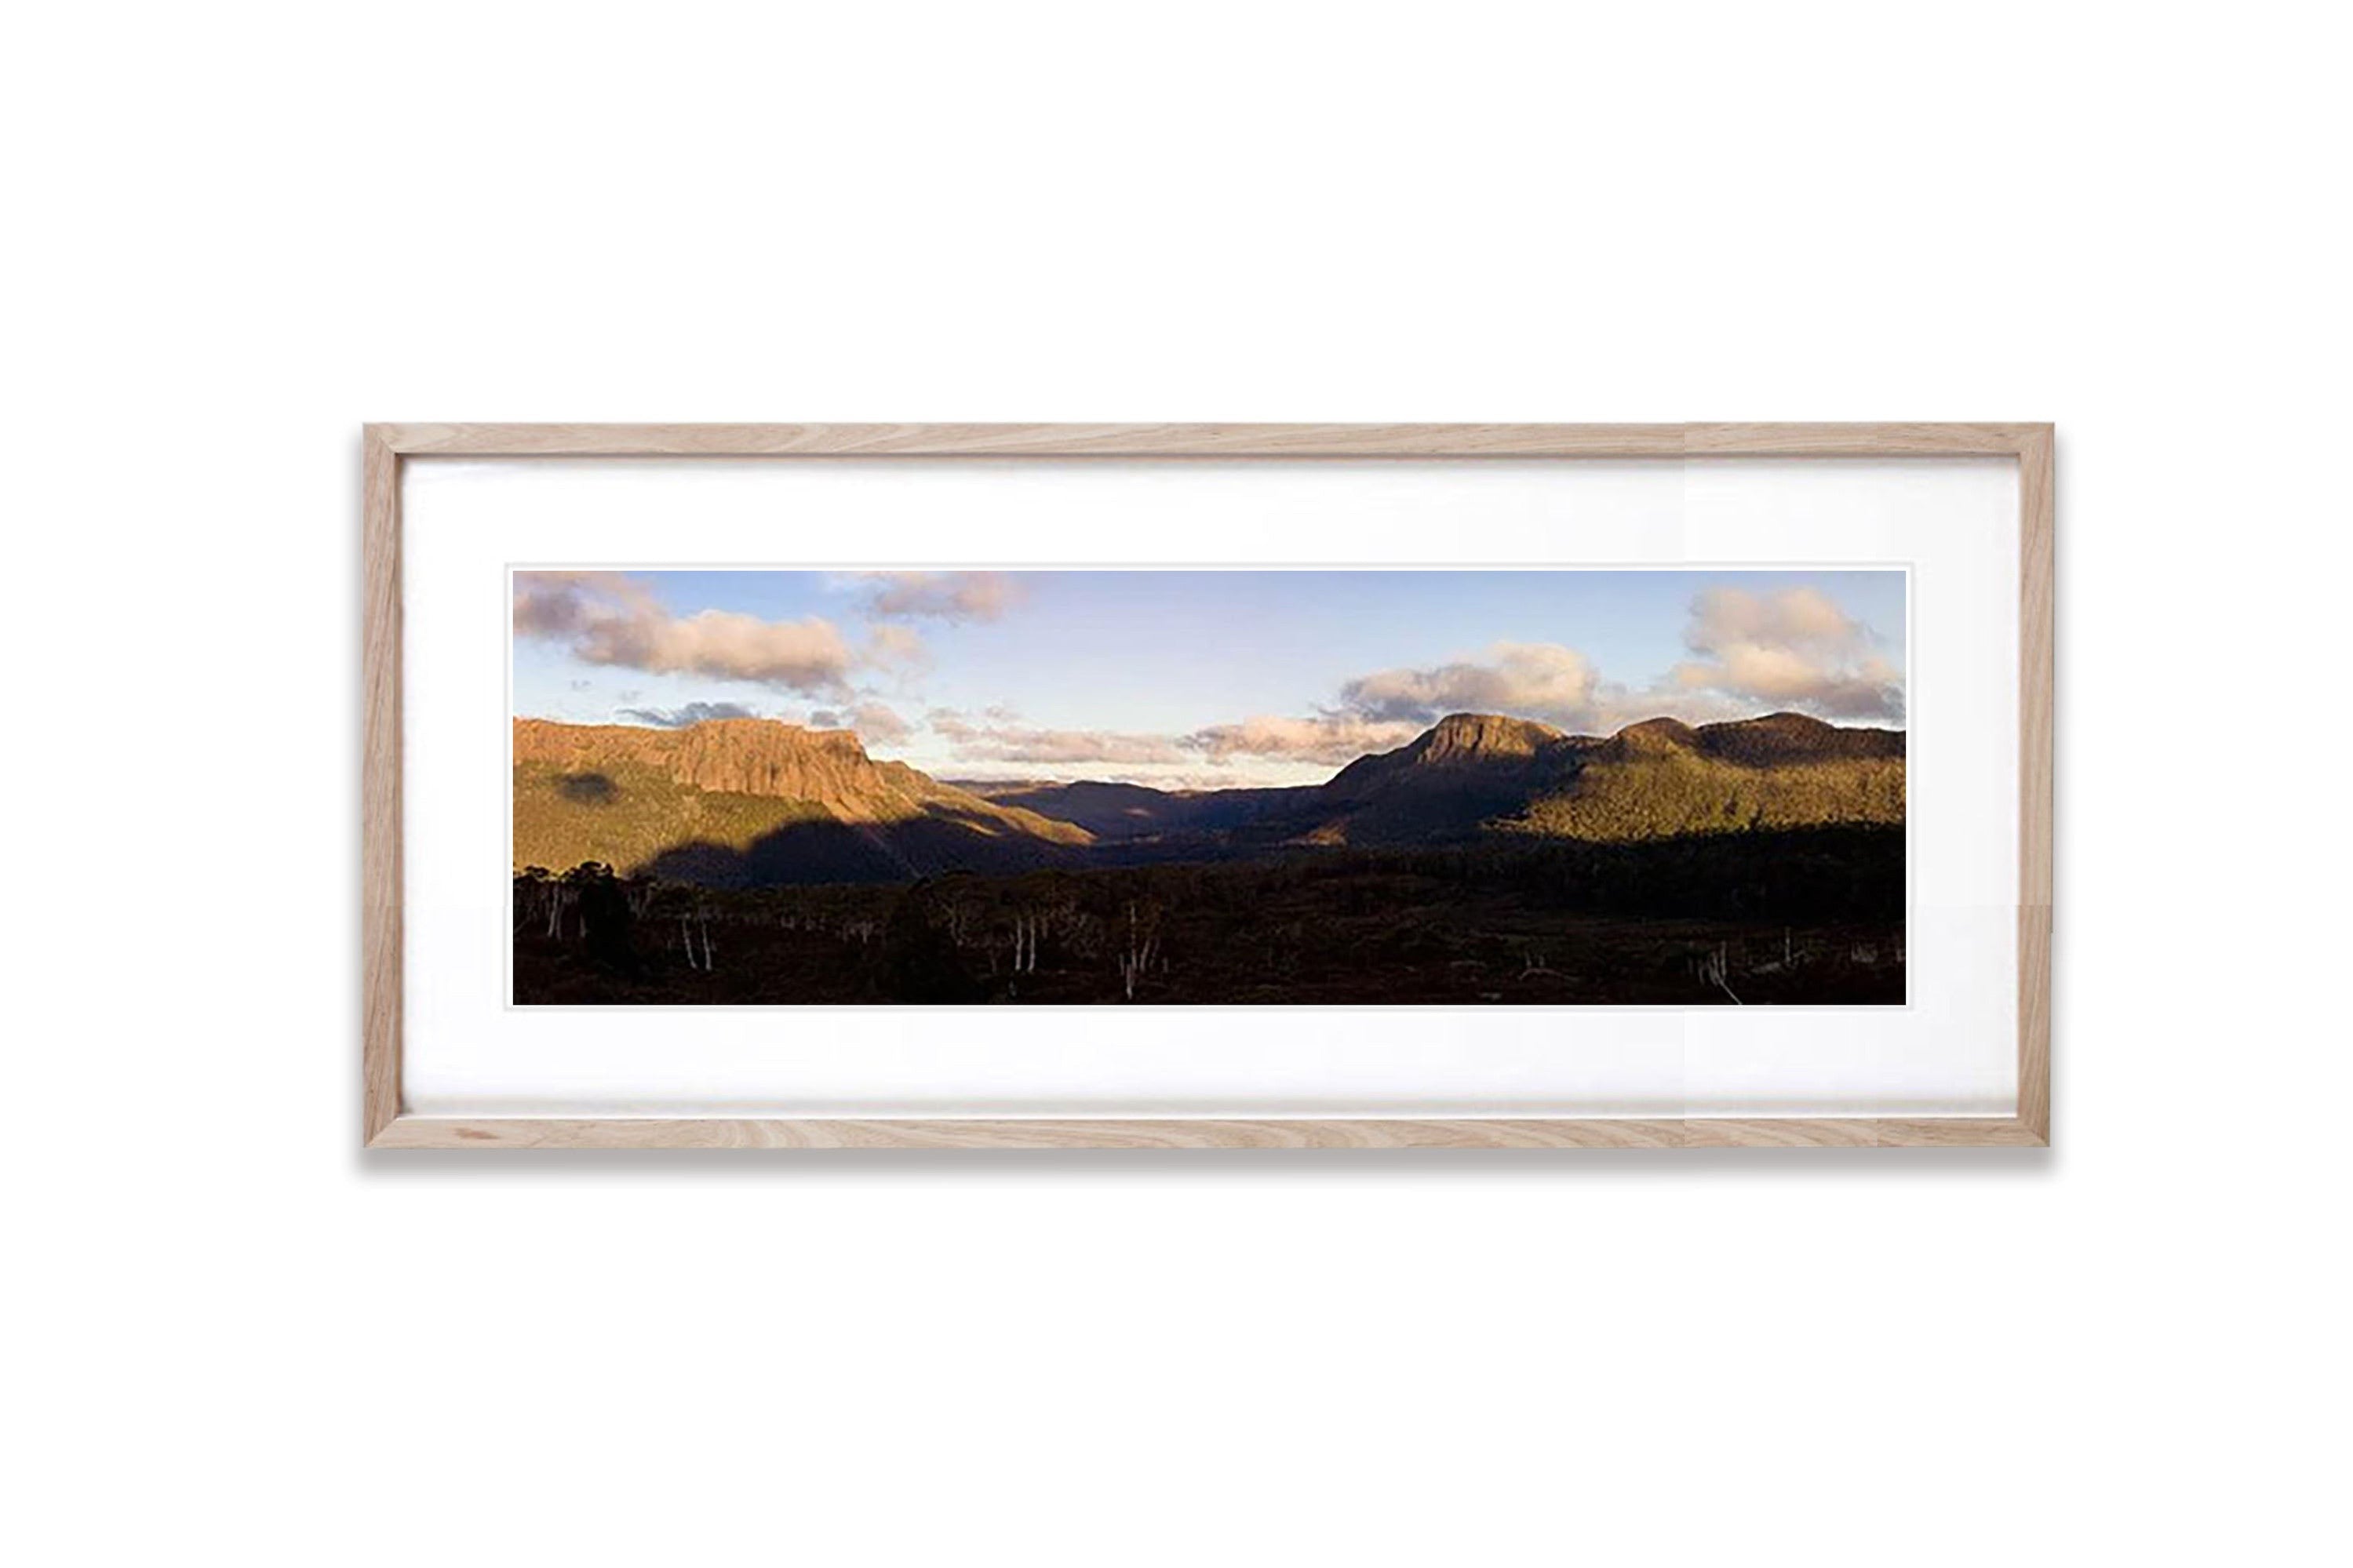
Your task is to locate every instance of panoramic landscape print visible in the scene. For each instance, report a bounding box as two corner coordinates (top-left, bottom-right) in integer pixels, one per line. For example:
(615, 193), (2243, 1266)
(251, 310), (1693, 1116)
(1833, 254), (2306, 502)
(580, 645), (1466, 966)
(512, 568), (1907, 1006)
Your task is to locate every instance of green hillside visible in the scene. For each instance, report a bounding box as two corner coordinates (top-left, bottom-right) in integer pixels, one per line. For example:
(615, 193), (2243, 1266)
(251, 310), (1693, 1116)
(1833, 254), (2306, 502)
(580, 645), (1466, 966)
(513, 761), (836, 875)
(1502, 751), (1904, 841)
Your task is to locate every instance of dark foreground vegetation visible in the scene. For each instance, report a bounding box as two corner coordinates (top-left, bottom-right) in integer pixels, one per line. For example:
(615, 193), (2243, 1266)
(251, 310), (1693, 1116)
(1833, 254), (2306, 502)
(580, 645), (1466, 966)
(513, 826), (1905, 1006)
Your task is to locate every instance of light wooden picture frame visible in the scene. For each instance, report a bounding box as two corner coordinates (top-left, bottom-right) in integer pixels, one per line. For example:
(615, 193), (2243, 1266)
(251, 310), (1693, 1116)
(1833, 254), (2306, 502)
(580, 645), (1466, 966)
(363, 423), (2052, 1149)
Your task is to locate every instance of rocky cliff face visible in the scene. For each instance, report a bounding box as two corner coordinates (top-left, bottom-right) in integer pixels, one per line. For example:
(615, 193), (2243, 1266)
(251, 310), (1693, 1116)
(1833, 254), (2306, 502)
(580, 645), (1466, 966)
(512, 718), (1089, 840)
(1410, 711), (1568, 765)
(512, 718), (1098, 885)
(1322, 713), (1577, 802)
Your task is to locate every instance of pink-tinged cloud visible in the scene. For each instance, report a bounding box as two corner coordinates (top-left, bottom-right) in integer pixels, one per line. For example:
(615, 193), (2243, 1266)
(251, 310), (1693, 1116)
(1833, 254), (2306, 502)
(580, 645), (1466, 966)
(1668, 587), (1903, 721)
(858, 571), (1024, 622)
(864, 622), (930, 670)
(927, 709), (1190, 765)
(514, 572), (858, 697)
(808, 700), (916, 746)
(1186, 713), (1423, 764)
(1338, 642), (1601, 726)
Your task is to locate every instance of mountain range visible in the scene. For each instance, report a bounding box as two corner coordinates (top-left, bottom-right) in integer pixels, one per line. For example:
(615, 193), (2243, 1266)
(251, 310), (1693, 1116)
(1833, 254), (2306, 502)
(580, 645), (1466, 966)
(514, 710), (1904, 886)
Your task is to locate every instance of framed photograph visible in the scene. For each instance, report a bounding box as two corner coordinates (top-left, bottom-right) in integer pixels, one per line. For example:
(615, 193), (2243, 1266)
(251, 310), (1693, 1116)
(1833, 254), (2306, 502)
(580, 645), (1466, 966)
(364, 424), (2052, 1148)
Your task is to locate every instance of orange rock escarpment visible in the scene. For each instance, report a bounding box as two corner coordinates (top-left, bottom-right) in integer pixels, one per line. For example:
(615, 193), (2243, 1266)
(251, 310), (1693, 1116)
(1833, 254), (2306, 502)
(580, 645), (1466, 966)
(512, 718), (1091, 842)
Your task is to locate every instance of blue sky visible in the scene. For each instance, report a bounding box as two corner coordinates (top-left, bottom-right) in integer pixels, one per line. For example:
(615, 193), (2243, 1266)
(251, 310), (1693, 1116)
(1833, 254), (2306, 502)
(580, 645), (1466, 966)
(513, 569), (1907, 788)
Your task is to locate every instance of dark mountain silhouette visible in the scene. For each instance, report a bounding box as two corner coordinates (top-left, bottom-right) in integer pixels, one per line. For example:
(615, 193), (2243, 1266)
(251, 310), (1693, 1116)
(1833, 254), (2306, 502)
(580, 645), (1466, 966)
(1606, 710), (1903, 766)
(949, 778), (1313, 841)
(1284, 713), (1589, 843)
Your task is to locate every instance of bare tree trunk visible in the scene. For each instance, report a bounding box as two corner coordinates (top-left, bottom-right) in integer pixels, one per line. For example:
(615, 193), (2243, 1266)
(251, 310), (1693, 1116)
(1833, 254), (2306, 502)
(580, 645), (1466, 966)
(1117, 910), (1158, 1001)
(1701, 942), (1742, 1005)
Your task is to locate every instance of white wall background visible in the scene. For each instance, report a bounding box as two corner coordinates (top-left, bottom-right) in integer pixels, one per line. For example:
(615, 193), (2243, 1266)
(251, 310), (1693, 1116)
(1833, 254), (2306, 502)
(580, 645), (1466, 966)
(8, 4), (2344, 1565)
